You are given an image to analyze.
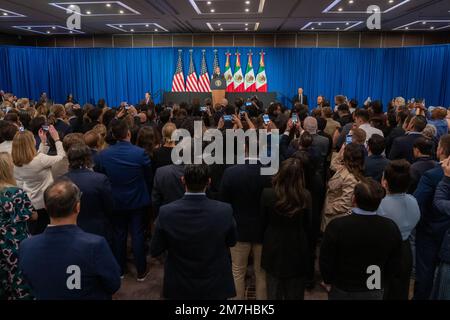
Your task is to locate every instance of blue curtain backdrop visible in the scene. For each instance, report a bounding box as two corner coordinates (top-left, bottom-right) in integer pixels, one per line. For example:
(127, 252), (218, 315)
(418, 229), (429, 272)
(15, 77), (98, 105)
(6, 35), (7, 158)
(0, 45), (449, 109)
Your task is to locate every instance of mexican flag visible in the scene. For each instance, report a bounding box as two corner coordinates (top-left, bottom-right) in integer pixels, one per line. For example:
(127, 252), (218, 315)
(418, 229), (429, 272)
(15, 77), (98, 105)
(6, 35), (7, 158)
(244, 52), (256, 92)
(233, 52), (245, 92)
(256, 51), (268, 92)
(224, 52), (234, 92)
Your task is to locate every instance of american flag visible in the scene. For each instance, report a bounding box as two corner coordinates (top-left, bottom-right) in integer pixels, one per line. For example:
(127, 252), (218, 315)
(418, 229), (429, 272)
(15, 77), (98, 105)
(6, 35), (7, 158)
(213, 49), (219, 72)
(172, 49), (185, 92)
(186, 50), (200, 92)
(198, 50), (210, 93)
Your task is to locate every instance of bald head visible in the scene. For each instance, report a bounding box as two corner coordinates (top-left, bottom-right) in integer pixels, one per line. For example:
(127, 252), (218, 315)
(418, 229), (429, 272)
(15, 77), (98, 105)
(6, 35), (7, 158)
(44, 179), (81, 219)
(303, 116), (318, 134)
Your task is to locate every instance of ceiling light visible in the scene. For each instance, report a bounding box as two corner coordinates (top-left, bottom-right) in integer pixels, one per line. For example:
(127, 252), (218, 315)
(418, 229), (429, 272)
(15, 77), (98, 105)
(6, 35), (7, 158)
(338, 7), (343, 12)
(69, 5), (75, 8)
(86, 11), (92, 15)
(70, 31), (73, 34)
(218, 23), (221, 26)
(119, 25), (123, 28)
(130, 29), (134, 32)
(422, 21), (427, 25)
(245, 28), (249, 31)
(245, 8), (249, 12)
(154, 28), (158, 32)
(246, 1), (251, 4)
(210, 9), (215, 13)
(348, 0), (354, 3)
(430, 26), (435, 30)
(207, 1), (212, 4)
(106, 3), (111, 7)
(52, 26), (56, 29)
(220, 28), (223, 31)
(336, 27), (340, 30)
(145, 24), (149, 27)
(119, 10), (124, 14)
(46, 31), (51, 34)
(405, 27), (409, 30)
(346, 22), (350, 25)
(2, 12), (8, 16)
(311, 27), (315, 30)
(27, 27), (31, 30)
(389, 0), (394, 3)
(318, 22), (322, 26)
(245, 23), (249, 26)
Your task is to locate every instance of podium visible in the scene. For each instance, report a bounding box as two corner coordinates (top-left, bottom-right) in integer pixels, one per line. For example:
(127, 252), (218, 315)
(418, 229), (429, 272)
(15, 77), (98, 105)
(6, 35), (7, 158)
(211, 74), (227, 106)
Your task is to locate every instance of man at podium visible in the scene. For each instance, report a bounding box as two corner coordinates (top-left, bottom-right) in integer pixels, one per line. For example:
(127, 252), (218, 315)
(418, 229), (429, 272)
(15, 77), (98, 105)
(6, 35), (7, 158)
(211, 67), (227, 107)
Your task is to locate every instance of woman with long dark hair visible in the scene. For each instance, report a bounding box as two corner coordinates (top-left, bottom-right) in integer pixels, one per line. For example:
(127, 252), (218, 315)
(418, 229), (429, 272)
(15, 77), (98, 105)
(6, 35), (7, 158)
(261, 158), (312, 300)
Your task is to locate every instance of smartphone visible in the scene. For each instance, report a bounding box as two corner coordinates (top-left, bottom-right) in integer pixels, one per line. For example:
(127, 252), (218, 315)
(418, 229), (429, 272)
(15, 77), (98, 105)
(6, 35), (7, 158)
(346, 134), (353, 145)
(200, 106), (207, 112)
(245, 102), (252, 107)
(240, 110), (247, 119)
(41, 125), (49, 131)
(263, 115), (270, 125)
(291, 113), (298, 124)
(223, 115), (232, 122)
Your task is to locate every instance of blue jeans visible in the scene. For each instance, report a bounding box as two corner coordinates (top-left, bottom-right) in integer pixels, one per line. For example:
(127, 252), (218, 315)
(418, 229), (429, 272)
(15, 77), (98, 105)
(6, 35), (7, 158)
(414, 229), (440, 300)
(110, 209), (147, 275)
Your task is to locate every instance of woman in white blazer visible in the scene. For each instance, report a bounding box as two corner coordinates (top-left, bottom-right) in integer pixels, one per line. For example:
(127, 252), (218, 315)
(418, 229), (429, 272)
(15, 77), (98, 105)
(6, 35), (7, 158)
(12, 125), (65, 234)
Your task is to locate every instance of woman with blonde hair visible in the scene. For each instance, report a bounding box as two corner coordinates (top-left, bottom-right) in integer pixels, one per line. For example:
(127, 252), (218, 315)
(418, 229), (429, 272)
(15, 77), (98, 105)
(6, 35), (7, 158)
(12, 125), (65, 234)
(152, 122), (176, 173)
(92, 124), (108, 150)
(0, 152), (35, 300)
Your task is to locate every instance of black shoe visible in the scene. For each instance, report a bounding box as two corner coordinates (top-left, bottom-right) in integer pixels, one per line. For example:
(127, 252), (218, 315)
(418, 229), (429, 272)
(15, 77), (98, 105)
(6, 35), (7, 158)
(137, 268), (150, 282)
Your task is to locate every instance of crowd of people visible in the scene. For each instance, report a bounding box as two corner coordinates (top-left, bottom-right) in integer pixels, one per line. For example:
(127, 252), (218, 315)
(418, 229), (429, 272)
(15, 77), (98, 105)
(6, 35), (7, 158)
(1, 90), (450, 300)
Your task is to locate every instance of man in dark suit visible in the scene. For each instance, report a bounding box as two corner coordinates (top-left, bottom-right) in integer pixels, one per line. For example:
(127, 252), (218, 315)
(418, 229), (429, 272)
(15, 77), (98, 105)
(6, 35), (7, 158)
(413, 134), (450, 299)
(151, 164), (237, 300)
(389, 115), (427, 163)
(320, 179), (402, 300)
(152, 164), (185, 217)
(95, 119), (152, 281)
(292, 87), (308, 107)
(409, 137), (438, 193)
(364, 134), (390, 182)
(19, 179), (121, 300)
(220, 149), (272, 300)
(64, 144), (113, 241)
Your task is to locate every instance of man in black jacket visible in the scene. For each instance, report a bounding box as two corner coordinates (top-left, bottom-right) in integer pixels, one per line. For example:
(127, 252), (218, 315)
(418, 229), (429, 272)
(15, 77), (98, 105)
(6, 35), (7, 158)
(389, 115), (427, 163)
(151, 164), (237, 300)
(320, 179), (402, 300)
(364, 134), (390, 182)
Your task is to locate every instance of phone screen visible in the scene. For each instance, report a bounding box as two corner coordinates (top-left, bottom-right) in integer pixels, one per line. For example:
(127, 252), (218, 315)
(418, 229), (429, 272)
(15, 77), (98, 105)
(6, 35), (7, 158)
(245, 102), (252, 107)
(200, 106), (207, 112)
(42, 125), (49, 131)
(292, 113), (298, 124)
(223, 115), (232, 122)
(263, 115), (270, 125)
(346, 134), (353, 145)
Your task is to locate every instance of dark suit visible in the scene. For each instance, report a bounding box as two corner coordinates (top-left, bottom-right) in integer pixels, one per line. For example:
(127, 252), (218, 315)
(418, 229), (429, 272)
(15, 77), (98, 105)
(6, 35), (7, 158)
(293, 94), (308, 106)
(388, 132), (423, 163)
(220, 163), (271, 243)
(64, 168), (113, 240)
(364, 155), (390, 182)
(150, 194), (237, 300)
(152, 164), (185, 217)
(409, 157), (438, 193)
(19, 225), (121, 300)
(95, 141), (152, 275)
(54, 119), (72, 138)
(413, 167), (450, 299)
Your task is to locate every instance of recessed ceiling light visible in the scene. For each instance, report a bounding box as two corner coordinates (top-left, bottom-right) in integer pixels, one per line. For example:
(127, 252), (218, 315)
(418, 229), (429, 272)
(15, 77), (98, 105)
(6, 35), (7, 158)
(70, 31), (73, 34)
(210, 9), (215, 13)
(336, 27), (340, 30)
(338, 7), (343, 12)
(52, 26), (56, 29)
(145, 24), (149, 27)
(405, 27), (409, 30)
(27, 27), (31, 30)
(430, 26), (435, 30)
(346, 22), (350, 25)
(245, 23), (249, 26)
(69, 5), (75, 8)
(220, 28), (223, 31)
(86, 11), (92, 15)
(119, 25), (123, 28)
(218, 23), (221, 26)
(119, 10), (124, 14)
(422, 21), (427, 25)
(389, 0), (394, 3)
(318, 22), (322, 26)
(46, 31), (51, 34)
(245, 1), (251, 4)
(106, 3), (111, 7)
(207, 1), (212, 4)
(348, 0), (354, 3)
(154, 28), (158, 32)
(130, 29), (134, 32)
(311, 27), (315, 30)
(245, 28), (248, 31)
(245, 8), (249, 12)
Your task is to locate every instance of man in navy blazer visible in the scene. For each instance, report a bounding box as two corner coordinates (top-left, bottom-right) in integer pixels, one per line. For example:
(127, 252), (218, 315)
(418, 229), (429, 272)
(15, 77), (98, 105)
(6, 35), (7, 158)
(64, 144), (114, 241)
(151, 164), (237, 300)
(19, 179), (121, 300)
(413, 134), (450, 299)
(389, 115), (427, 163)
(95, 119), (152, 280)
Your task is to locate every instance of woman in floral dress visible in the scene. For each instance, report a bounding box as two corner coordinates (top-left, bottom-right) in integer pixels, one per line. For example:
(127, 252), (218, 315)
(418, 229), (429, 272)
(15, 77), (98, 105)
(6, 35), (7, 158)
(0, 152), (35, 300)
